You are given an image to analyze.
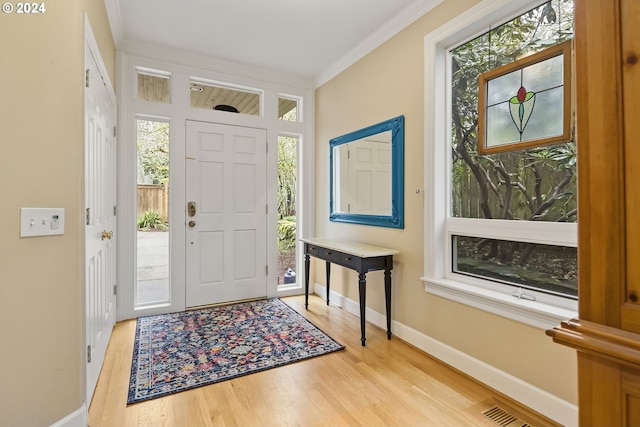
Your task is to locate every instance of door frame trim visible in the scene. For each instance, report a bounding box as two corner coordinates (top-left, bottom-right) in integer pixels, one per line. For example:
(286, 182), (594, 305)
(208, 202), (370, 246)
(116, 52), (315, 321)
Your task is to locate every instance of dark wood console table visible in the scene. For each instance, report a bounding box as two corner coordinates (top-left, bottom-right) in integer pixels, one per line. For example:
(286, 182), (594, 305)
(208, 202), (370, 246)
(300, 237), (399, 346)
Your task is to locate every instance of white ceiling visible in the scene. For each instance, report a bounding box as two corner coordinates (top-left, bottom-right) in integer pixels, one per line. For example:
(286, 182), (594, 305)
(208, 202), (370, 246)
(105, 0), (442, 86)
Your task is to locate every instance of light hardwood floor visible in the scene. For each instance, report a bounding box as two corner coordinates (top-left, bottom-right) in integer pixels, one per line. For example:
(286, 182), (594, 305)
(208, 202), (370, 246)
(89, 295), (559, 427)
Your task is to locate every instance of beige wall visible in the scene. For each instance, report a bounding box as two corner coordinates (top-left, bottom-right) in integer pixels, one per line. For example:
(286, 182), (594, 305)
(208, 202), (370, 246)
(0, 2), (114, 426)
(315, 0), (577, 405)
(0, 0), (576, 423)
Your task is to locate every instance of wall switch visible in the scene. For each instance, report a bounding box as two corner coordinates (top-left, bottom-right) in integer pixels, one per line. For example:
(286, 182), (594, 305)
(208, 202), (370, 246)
(20, 208), (65, 237)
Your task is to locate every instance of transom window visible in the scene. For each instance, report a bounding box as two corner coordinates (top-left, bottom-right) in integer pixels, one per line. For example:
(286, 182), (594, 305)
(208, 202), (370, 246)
(189, 79), (262, 116)
(137, 67), (171, 104)
(278, 95), (300, 122)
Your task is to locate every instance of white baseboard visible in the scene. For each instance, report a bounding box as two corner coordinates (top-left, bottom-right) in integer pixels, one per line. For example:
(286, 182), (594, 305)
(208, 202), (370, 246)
(312, 283), (578, 427)
(50, 403), (86, 427)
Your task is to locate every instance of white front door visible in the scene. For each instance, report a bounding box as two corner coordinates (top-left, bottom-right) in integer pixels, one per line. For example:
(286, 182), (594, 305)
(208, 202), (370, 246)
(84, 25), (117, 405)
(185, 121), (267, 307)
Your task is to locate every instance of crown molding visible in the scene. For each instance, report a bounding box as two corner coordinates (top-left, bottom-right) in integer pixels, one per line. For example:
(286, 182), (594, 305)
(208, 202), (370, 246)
(315, 0), (444, 87)
(117, 39), (315, 90)
(105, 0), (442, 89)
(103, 0), (124, 45)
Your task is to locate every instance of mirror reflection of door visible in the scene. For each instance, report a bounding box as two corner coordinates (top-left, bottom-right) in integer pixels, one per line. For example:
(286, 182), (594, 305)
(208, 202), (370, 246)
(333, 130), (392, 215)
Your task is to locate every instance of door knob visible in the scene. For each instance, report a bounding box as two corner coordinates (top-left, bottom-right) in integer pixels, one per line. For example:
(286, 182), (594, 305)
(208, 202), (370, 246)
(101, 230), (113, 240)
(188, 220), (196, 228)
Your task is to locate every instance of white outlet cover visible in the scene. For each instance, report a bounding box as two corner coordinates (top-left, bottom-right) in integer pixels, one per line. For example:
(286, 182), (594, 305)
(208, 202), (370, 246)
(20, 208), (65, 237)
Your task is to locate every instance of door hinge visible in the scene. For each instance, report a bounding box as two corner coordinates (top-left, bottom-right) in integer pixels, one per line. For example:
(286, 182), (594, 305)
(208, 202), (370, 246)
(87, 345), (92, 363)
(113, 205), (117, 217)
(85, 69), (90, 88)
(266, 142), (268, 153)
(265, 265), (269, 275)
(113, 284), (117, 296)
(86, 208), (90, 225)
(113, 126), (117, 138)
(266, 204), (268, 215)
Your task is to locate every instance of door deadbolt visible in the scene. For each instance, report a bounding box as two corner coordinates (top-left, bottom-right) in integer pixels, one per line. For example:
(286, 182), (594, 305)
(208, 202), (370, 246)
(187, 201), (196, 217)
(188, 220), (196, 228)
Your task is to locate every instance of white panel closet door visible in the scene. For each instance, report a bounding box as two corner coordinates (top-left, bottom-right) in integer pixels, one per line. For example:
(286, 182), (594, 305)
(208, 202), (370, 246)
(84, 28), (117, 405)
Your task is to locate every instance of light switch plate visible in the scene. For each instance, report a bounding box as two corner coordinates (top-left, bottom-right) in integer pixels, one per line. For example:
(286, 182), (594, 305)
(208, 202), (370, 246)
(20, 208), (65, 237)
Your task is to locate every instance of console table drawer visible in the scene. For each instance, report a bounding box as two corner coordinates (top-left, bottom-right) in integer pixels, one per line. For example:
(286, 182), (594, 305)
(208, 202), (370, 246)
(340, 253), (361, 269)
(318, 248), (341, 263)
(306, 244), (319, 256)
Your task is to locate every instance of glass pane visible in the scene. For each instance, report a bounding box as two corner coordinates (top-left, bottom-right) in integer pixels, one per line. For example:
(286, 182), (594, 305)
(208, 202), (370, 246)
(486, 69), (520, 106)
(521, 87), (564, 141)
(486, 102), (521, 146)
(277, 135), (298, 287)
(190, 81), (261, 116)
(451, 141), (577, 221)
(522, 54), (563, 94)
(137, 69), (170, 103)
(279, 97), (298, 121)
(450, 0), (575, 222)
(136, 119), (170, 306)
(453, 235), (577, 298)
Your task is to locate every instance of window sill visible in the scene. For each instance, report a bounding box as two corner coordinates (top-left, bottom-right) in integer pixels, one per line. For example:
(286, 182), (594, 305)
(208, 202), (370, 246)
(421, 276), (577, 330)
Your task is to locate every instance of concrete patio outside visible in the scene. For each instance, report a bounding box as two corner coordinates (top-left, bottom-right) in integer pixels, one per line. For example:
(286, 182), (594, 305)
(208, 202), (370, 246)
(137, 230), (169, 305)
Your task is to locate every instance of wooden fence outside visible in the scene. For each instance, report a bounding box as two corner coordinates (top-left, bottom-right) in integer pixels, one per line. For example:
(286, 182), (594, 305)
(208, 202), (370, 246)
(137, 184), (169, 220)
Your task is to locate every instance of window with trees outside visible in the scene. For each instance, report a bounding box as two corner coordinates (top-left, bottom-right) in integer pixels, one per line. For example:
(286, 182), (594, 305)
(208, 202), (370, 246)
(136, 118), (170, 306)
(277, 134), (298, 287)
(450, 0), (577, 297)
(440, 0), (577, 309)
(277, 105), (300, 288)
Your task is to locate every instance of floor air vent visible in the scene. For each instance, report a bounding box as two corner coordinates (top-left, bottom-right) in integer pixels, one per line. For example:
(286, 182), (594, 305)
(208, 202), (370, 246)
(481, 405), (533, 427)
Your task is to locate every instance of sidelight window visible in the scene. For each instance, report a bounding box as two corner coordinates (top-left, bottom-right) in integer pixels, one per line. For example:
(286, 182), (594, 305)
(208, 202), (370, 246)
(135, 118), (170, 306)
(277, 134), (299, 288)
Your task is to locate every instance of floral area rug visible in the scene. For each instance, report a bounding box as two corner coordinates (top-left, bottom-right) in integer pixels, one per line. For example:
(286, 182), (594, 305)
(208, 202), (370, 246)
(127, 298), (344, 404)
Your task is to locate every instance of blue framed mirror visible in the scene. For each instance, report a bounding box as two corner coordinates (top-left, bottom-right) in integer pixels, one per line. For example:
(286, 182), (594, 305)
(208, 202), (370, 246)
(330, 115), (404, 228)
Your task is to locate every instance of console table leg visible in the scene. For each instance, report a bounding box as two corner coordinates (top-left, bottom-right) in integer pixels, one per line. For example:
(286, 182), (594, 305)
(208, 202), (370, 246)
(385, 269), (392, 339)
(358, 272), (367, 346)
(325, 261), (331, 305)
(304, 254), (310, 309)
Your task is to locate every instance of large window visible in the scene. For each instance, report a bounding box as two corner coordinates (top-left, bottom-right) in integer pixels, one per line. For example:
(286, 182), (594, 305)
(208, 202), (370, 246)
(424, 0), (578, 328)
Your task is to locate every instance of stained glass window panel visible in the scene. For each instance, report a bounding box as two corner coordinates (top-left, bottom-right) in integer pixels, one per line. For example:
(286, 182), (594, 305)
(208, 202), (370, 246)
(477, 40), (572, 154)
